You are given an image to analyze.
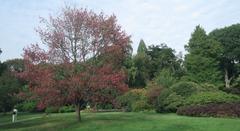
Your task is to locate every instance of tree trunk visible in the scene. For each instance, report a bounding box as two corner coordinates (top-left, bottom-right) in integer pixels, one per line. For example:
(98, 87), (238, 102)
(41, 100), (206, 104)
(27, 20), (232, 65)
(224, 68), (232, 88)
(75, 103), (81, 121)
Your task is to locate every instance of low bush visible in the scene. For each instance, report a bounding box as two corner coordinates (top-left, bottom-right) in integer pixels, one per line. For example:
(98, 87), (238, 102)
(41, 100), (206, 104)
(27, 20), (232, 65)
(184, 91), (240, 106)
(45, 106), (59, 114)
(16, 101), (37, 112)
(232, 75), (240, 88)
(58, 106), (75, 113)
(155, 88), (172, 113)
(117, 89), (147, 112)
(146, 82), (163, 107)
(223, 87), (240, 95)
(132, 100), (152, 112)
(163, 93), (184, 112)
(200, 83), (219, 91)
(170, 81), (201, 97)
(177, 103), (240, 117)
(96, 103), (114, 110)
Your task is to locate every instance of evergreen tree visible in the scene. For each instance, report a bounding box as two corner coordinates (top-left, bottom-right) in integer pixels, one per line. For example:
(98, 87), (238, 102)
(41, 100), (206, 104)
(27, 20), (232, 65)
(184, 25), (222, 85)
(129, 39), (150, 87)
(137, 39), (147, 54)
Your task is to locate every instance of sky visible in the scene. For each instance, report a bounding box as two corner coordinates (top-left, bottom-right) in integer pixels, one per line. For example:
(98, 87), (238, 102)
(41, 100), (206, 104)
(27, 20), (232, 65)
(0, 0), (240, 61)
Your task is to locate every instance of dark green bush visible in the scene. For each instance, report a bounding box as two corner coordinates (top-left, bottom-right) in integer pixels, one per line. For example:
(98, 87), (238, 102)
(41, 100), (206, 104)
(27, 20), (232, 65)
(232, 75), (240, 88)
(163, 93), (184, 112)
(170, 81), (201, 97)
(184, 91), (240, 106)
(155, 88), (172, 113)
(223, 87), (240, 95)
(58, 106), (75, 113)
(96, 103), (114, 110)
(45, 107), (59, 114)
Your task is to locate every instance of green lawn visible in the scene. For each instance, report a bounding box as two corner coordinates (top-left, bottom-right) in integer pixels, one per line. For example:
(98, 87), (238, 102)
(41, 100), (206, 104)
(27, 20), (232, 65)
(1, 112), (240, 131)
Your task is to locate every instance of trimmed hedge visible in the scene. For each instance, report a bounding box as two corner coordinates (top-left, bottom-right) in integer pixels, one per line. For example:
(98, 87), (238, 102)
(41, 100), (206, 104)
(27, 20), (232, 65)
(184, 91), (240, 106)
(177, 103), (240, 117)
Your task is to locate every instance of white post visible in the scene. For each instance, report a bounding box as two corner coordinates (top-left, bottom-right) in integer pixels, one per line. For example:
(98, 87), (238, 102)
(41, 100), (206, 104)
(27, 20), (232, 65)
(12, 109), (18, 123)
(12, 115), (15, 123)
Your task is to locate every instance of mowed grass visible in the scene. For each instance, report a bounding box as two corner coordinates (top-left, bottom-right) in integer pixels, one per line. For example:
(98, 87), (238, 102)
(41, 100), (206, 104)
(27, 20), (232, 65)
(1, 112), (240, 131)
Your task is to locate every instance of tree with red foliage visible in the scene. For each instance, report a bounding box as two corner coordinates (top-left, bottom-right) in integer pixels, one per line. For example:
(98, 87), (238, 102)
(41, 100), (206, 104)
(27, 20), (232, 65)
(20, 7), (130, 121)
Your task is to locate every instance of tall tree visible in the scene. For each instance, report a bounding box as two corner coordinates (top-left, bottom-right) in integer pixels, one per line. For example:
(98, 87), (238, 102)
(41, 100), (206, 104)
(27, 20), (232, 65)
(147, 44), (183, 79)
(209, 24), (240, 88)
(128, 40), (150, 87)
(20, 7), (130, 121)
(0, 59), (25, 112)
(137, 39), (147, 54)
(184, 25), (222, 85)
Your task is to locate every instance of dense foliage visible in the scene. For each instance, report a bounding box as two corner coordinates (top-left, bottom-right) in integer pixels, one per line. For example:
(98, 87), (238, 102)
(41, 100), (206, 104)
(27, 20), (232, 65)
(116, 89), (150, 112)
(0, 59), (25, 112)
(184, 91), (240, 106)
(177, 103), (240, 117)
(184, 26), (222, 85)
(170, 81), (201, 97)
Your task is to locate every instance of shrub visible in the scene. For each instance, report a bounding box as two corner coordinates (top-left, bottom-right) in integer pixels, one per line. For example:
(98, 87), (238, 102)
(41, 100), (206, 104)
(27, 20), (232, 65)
(58, 106), (75, 113)
(177, 103), (240, 117)
(223, 87), (240, 95)
(163, 93), (184, 112)
(146, 82), (163, 107)
(132, 100), (152, 112)
(170, 81), (201, 97)
(184, 91), (240, 106)
(117, 89), (147, 112)
(154, 69), (177, 88)
(200, 83), (219, 91)
(45, 106), (59, 114)
(16, 101), (37, 112)
(155, 88), (172, 113)
(232, 75), (240, 88)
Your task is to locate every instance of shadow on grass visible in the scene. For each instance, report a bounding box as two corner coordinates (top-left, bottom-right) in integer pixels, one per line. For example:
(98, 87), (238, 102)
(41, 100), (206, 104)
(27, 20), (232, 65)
(0, 112), (148, 130)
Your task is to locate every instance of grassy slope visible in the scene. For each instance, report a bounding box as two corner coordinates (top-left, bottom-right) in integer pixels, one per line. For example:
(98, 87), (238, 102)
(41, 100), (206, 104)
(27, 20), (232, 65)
(1, 112), (240, 131)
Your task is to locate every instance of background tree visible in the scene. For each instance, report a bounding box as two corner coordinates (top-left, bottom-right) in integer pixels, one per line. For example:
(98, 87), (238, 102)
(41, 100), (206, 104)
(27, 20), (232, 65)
(128, 40), (150, 87)
(0, 59), (25, 112)
(184, 25), (222, 85)
(21, 7), (130, 121)
(137, 39), (147, 54)
(209, 24), (240, 88)
(0, 48), (3, 75)
(147, 44), (183, 80)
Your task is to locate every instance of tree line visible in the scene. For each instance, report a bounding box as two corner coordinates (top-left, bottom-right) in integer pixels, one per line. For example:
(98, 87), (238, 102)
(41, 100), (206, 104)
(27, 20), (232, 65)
(0, 6), (240, 120)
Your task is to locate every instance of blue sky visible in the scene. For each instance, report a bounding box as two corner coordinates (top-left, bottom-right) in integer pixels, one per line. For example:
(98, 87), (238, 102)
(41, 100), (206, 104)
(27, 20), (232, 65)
(0, 0), (240, 61)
